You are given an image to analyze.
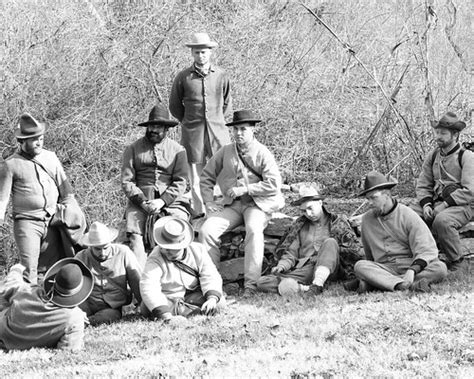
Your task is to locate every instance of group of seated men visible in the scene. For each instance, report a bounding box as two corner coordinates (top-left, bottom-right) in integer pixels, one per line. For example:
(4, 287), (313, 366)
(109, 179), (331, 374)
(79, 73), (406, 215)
(0, 108), (472, 351)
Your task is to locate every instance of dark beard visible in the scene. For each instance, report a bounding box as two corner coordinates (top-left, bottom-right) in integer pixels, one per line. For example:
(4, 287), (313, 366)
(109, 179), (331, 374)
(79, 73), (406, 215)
(145, 130), (165, 144)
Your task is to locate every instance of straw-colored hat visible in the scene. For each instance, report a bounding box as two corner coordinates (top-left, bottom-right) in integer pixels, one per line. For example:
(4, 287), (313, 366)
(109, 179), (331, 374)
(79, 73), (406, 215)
(153, 216), (193, 250)
(80, 222), (118, 247)
(15, 113), (47, 139)
(185, 32), (218, 48)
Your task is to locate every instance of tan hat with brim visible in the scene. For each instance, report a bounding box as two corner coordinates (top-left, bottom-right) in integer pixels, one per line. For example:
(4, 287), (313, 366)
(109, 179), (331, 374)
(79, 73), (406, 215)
(80, 221), (119, 247)
(153, 216), (193, 250)
(15, 113), (47, 139)
(185, 32), (218, 48)
(358, 171), (397, 197)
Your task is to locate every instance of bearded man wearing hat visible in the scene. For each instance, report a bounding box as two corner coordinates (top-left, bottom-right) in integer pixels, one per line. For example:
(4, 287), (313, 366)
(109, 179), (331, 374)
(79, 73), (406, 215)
(256, 186), (362, 297)
(0, 258), (93, 351)
(121, 103), (190, 267)
(0, 113), (77, 284)
(412, 112), (474, 271)
(140, 216), (224, 322)
(198, 110), (285, 296)
(345, 171), (447, 293)
(169, 32), (233, 216)
(75, 221), (142, 325)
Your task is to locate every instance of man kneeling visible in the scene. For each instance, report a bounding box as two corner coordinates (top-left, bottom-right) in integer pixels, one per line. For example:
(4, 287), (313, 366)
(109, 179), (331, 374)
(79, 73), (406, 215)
(140, 216), (224, 323)
(257, 186), (361, 296)
(347, 171), (448, 293)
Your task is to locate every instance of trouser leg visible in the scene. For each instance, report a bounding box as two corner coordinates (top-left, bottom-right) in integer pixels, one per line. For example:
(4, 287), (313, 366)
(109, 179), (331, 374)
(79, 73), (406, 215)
(197, 206), (243, 267)
(315, 238), (340, 274)
(129, 233), (147, 268)
(414, 259), (448, 284)
(89, 308), (122, 325)
(354, 260), (403, 291)
(13, 219), (48, 285)
(242, 206), (271, 289)
(189, 163), (205, 216)
(432, 206), (472, 263)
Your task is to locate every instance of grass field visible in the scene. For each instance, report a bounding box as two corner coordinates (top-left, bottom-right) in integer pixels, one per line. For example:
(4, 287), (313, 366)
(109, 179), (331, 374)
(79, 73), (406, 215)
(1, 263), (472, 378)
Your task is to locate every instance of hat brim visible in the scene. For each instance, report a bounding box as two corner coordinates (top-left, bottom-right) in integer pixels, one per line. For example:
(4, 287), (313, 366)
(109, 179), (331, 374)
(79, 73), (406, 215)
(226, 119), (262, 126)
(138, 120), (179, 127)
(291, 195), (325, 206)
(15, 123), (47, 139)
(358, 182), (397, 197)
(432, 120), (466, 131)
(43, 258), (93, 308)
(153, 216), (194, 250)
(80, 228), (119, 247)
(185, 42), (218, 48)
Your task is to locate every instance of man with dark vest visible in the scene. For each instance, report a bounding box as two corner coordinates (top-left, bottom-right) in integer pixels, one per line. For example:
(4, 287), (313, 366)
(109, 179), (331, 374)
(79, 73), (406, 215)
(121, 104), (190, 267)
(412, 112), (473, 271)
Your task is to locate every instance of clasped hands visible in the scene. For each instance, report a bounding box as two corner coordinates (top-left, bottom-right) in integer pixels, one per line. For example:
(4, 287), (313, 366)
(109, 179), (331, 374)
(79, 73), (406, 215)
(142, 198), (165, 214)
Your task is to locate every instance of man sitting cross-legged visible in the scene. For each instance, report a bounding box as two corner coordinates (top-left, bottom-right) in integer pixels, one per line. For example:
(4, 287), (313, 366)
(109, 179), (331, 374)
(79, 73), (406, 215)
(140, 216), (225, 324)
(75, 221), (142, 325)
(345, 171), (448, 293)
(257, 186), (362, 297)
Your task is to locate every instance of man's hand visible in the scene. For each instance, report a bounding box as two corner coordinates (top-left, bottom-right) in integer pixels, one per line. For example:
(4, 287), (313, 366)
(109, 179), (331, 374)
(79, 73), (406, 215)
(422, 204), (434, 222)
(397, 269), (415, 290)
(201, 297), (218, 316)
(226, 186), (247, 199)
(147, 199), (166, 214)
(433, 202), (448, 217)
(271, 266), (284, 275)
(205, 202), (223, 214)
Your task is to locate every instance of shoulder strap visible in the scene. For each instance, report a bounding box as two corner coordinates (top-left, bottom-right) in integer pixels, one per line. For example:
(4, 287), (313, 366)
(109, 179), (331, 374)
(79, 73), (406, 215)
(430, 148), (439, 168)
(235, 144), (263, 180)
(458, 148), (465, 168)
(170, 249), (200, 278)
(89, 255), (130, 297)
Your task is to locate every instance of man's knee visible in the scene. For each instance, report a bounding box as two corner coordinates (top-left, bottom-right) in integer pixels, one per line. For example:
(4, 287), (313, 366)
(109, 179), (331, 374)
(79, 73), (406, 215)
(354, 260), (371, 275)
(321, 237), (339, 251)
(432, 212), (454, 233)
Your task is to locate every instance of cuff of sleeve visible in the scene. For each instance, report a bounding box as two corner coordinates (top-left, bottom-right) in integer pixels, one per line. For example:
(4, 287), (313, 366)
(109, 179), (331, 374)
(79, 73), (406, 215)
(204, 290), (222, 301)
(410, 259), (428, 274)
(151, 305), (171, 319)
(159, 193), (174, 207)
(130, 193), (148, 207)
(419, 197), (433, 208)
(445, 195), (456, 207)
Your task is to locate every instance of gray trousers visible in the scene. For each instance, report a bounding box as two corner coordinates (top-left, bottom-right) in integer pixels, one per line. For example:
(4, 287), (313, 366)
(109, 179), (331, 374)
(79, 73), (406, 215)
(354, 259), (447, 291)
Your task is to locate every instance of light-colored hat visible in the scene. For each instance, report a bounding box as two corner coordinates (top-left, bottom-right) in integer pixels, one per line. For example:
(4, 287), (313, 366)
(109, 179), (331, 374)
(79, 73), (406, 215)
(80, 221), (118, 247)
(153, 216), (193, 250)
(15, 113), (47, 139)
(43, 258), (93, 308)
(278, 278), (300, 298)
(185, 32), (218, 48)
(291, 185), (325, 206)
(358, 171), (397, 197)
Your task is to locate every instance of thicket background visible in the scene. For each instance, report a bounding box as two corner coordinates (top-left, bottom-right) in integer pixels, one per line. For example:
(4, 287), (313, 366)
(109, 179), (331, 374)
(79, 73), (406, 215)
(1, 0), (472, 268)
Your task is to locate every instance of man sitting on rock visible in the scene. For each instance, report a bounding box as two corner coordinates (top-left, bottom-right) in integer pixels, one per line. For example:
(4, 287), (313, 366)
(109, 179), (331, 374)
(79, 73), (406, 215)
(257, 186), (362, 296)
(140, 216), (225, 323)
(346, 171), (448, 293)
(76, 221), (142, 325)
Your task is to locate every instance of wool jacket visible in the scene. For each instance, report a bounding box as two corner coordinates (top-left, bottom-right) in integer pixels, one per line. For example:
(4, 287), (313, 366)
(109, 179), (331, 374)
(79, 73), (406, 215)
(200, 140), (285, 214)
(169, 64), (232, 163)
(121, 136), (188, 208)
(76, 244), (142, 309)
(0, 271), (85, 351)
(140, 242), (223, 314)
(361, 202), (438, 270)
(416, 143), (474, 208)
(275, 210), (362, 273)
(0, 149), (73, 222)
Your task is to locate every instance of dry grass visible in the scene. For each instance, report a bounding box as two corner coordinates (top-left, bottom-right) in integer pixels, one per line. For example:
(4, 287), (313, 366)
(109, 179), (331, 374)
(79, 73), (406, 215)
(1, 266), (472, 378)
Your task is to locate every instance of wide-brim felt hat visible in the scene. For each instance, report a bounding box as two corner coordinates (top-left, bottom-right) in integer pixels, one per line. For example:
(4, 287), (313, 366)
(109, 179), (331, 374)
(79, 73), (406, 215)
(185, 32), (218, 48)
(80, 221), (119, 247)
(431, 112), (466, 132)
(43, 258), (93, 308)
(15, 113), (47, 139)
(153, 216), (194, 250)
(291, 184), (325, 206)
(358, 171), (397, 197)
(226, 110), (262, 126)
(138, 104), (179, 127)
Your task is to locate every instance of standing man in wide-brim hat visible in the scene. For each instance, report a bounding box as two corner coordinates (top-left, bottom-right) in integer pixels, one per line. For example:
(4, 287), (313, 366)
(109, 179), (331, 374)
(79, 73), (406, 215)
(345, 171), (447, 293)
(411, 112), (474, 271)
(0, 113), (79, 284)
(121, 103), (190, 268)
(75, 221), (142, 325)
(0, 258), (93, 351)
(169, 32), (233, 217)
(140, 216), (225, 323)
(197, 110), (285, 296)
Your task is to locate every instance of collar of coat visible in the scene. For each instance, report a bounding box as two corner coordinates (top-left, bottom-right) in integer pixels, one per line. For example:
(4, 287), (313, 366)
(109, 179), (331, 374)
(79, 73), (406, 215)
(440, 142), (461, 157)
